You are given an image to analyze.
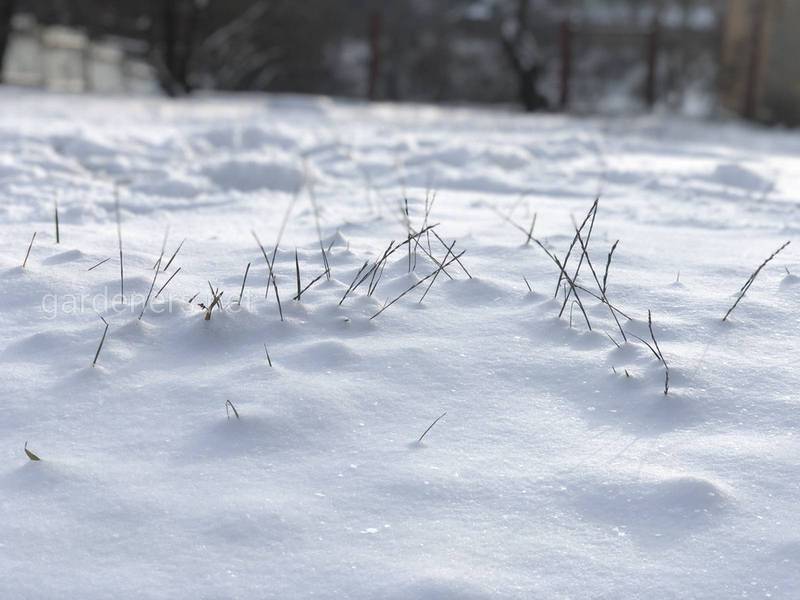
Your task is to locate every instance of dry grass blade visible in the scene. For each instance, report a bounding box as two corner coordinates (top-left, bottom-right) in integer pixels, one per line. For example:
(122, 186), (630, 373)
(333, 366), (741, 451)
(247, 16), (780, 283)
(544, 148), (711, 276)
(153, 226), (169, 269)
(554, 198), (598, 298)
(264, 343), (273, 367)
(605, 331), (621, 348)
(368, 240), (395, 295)
(155, 267), (181, 299)
(115, 186), (124, 299)
(532, 238), (592, 330)
(418, 412), (447, 443)
(139, 253), (163, 320)
(251, 231), (284, 321)
(273, 186), (301, 260)
(404, 198), (412, 272)
(93, 315), (109, 367)
(163, 238), (186, 272)
(525, 213), (537, 246)
(339, 260), (369, 305)
(399, 224), (452, 279)
(523, 276), (533, 293)
(572, 226), (627, 341)
(648, 310), (670, 395)
(305, 165), (331, 280)
(54, 198), (60, 244)
(573, 282), (633, 321)
(431, 229), (471, 279)
(371, 250), (465, 320)
(294, 268), (327, 300)
(602, 240), (619, 294)
(87, 257), (111, 271)
(419, 240), (456, 303)
(22, 231), (36, 268)
(489, 204), (531, 238)
(558, 199), (598, 312)
(236, 262), (251, 305)
(295, 250), (301, 301)
(204, 283), (224, 320)
(723, 241), (791, 321)
(626, 331), (660, 360)
(225, 400), (240, 420)
(412, 190), (436, 270)
(24, 441), (41, 461)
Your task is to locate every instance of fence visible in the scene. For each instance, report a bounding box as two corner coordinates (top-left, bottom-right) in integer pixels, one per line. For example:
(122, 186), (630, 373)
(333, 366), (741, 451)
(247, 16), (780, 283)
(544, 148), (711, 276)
(3, 14), (157, 94)
(365, 12), (721, 113)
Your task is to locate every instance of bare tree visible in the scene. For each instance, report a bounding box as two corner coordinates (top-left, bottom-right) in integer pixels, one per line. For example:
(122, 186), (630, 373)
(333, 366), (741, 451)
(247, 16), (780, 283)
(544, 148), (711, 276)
(150, 0), (206, 96)
(499, 0), (549, 112)
(0, 0), (16, 81)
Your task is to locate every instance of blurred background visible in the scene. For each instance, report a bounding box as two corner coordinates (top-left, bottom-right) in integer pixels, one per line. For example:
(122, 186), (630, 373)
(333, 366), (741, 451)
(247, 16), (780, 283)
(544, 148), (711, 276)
(0, 0), (796, 126)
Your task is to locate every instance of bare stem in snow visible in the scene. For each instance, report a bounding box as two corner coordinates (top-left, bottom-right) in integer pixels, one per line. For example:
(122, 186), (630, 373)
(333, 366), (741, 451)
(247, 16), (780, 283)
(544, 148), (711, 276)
(93, 315), (109, 367)
(204, 283), (224, 321)
(340, 260), (369, 305)
(54, 197), (60, 244)
(525, 213), (537, 246)
(294, 268), (327, 301)
(602, 240), (619, 295)
(648, 310), (669, 395)
(572, 226), (627, 342)
(115, 186), (124, 301)
(251, 231), (284, 322)
(264, 343), (272, 367)
(155, 267), (181, 299)
(87, 257), (111, 271)
(295, 250), (301, 301)
(163, 238), (185, 272)
(419, 240), (457, 303)
(431, 229), (472, 279)
(411, 190), (436, 271)
(723, 241), (791, 321)
(236, 262), (251, 305)
(139, 253), (163, 320)
(418, 412), (447, 443)
(558, 199), (598, 315)
(371, 250), (466, 320)
(24, 441), (41, 461)
(22, 232), (36, 268)
(153, 226), (169, 269)
(305, 163), (330, 280)
(532, 238), (592, 331)
(225, 400), (240, 420)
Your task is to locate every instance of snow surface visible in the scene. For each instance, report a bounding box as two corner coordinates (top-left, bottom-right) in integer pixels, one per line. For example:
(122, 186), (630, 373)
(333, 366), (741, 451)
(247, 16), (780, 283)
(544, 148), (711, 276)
(1, 88), (800, 599)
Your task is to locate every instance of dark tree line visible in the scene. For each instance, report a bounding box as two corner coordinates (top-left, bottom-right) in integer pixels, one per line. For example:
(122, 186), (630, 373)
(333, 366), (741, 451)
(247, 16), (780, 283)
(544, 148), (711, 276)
(0, 0), (722, 112)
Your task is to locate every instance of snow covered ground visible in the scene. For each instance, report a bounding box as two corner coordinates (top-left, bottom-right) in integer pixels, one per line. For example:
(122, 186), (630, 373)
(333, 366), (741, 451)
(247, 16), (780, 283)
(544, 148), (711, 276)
(1, 88), (799, 599)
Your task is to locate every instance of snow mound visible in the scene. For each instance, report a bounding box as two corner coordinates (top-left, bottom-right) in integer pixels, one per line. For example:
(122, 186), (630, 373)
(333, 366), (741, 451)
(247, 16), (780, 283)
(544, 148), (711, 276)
(202, 156), (303, 192)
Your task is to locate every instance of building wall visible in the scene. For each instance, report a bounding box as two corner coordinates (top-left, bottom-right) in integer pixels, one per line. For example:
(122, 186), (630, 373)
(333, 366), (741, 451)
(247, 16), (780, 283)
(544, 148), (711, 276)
(720, 0), (800, 125)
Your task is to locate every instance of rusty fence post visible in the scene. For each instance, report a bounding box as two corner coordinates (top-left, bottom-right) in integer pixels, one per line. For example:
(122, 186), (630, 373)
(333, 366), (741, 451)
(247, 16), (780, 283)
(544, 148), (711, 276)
(559, 19), (573, 111)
